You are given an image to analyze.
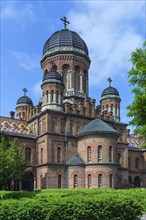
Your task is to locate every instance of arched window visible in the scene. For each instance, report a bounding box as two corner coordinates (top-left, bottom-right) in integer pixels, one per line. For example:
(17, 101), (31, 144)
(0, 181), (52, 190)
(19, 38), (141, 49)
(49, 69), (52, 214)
(134, 176), (141, 187)
(129, 176), (132, 185)
(39, 120), (42, 134)
(98, 174), (103, 188)
(46, 91), (48, 103)
(51, 90), (54, 102)
(98, 145), (102, 162)
(41, 148), (43, 163)
(83, 70), (87, 93)
(109, 174), (113, 188)
(62, 64), (69, 90)
(25, 147), (31, 161)
(56, 91), (59, 103)
(135, 158), (139, 169)
(74, 174), (78, 189)
(128, 157), (131, 168)
(87, 146), (91, 163)
(75, 66), (80, 91)
(88, 174), (92, 188)
(115, 105), (118, 116)
(109, 146), (112, 162)
(58, 174), (61, 188)
(40, 175), (43, 189)
(57, 147), (61, 163)
(70, 121), (73, 135)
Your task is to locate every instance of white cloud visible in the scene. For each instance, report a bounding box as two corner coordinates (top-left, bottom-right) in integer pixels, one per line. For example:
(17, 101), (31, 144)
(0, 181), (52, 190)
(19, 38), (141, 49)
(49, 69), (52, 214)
(68, 1), (145, 86)
(32, 80), (42, 97)
(1, 2), (38, 25)
(10, 51), (40, 71)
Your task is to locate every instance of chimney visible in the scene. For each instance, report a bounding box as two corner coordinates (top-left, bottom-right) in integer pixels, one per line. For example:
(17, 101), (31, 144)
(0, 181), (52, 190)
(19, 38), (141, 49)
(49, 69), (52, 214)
(10, 111), (15, 119)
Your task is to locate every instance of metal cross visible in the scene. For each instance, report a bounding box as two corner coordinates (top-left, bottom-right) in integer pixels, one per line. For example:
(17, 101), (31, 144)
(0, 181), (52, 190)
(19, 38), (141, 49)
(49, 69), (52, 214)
(22, 88), (28, 96)
(61, 16), (70, 29)
(107, 77), (112, 87)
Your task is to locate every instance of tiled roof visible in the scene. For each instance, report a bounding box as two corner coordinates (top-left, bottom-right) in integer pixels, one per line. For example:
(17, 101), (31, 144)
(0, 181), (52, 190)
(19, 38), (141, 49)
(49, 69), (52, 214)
(0, 120), (35, 136)
(68, 153), (85, 165)
(76, 119), (119, 138)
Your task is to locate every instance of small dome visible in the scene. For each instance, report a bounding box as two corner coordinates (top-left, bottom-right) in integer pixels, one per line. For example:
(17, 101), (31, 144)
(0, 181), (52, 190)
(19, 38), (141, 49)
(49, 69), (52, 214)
(101, 86), (119, 97)
(76, 119), (119, 138)
(43, 29), (89, 57)
(16, 96), (33, 107)
(41, 70), (64, 87)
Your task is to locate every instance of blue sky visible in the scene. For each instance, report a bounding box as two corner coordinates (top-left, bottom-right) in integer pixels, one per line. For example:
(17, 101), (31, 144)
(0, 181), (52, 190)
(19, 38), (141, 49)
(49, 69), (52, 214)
(1, 0), (145, 131)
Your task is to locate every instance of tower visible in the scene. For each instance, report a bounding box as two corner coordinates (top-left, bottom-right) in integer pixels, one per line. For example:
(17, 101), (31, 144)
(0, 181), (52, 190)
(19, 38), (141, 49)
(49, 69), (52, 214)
(100, 78), (121, 122)
(41, 17), (91, 103)
(16, 88), (33, 120)
(41, 65), (64, 111)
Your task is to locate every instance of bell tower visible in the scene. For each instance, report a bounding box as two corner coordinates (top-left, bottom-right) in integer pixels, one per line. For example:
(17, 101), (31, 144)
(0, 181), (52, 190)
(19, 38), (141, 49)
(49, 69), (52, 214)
(40, 17), (91, 102)
(100, 78), (121, 122)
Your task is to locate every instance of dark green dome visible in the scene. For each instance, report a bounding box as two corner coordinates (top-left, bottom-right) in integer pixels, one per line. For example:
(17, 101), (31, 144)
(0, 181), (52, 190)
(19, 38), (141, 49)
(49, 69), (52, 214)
(76, 119), (119, 138)
(101, 86), (119, 97)
(41, 70), (64, 87)
(43, 29), (89, 56)
(16, 95), (33, 109)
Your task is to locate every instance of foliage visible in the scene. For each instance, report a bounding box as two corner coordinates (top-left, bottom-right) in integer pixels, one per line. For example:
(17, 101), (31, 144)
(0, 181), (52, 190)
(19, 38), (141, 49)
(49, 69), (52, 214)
(0, 188), (145, 220)
(0, 132), (26, 188)
(127, 41), (146, 147)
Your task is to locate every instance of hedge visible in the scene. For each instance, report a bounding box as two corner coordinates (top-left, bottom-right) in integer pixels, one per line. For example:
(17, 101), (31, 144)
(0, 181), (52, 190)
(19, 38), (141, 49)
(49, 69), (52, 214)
(0, 188), (145, 220)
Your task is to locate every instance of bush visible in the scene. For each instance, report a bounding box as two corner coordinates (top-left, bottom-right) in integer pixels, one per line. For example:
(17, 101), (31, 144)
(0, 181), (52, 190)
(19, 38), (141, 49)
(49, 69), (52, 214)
(0, 188), (145, 220)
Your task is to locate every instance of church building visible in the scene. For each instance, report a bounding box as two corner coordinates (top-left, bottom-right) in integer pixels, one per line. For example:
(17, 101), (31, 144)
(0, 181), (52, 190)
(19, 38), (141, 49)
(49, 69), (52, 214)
(1, 17), (146, 190)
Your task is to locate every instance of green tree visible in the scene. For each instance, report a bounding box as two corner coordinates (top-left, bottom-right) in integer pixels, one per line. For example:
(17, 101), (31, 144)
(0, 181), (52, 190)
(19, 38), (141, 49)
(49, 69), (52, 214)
(127, 41), (146, 148)
(0, 132), (26, 189)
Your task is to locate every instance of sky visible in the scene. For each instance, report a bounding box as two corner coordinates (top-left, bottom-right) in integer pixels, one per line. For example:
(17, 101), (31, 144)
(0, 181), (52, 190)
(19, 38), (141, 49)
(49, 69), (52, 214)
(0, 0), (145, 131)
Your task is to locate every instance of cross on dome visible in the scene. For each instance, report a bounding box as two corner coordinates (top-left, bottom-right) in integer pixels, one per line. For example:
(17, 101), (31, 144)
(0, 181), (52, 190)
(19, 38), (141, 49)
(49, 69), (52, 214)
(61, 16), (70, 29)
(107, 77), (112, 87)
(22, 88), (28, 96)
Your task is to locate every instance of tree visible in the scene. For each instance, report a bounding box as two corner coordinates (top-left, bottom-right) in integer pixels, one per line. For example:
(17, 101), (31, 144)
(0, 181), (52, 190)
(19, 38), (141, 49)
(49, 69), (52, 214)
(127, 41), (146, 148)
(0, 132), (26, 189)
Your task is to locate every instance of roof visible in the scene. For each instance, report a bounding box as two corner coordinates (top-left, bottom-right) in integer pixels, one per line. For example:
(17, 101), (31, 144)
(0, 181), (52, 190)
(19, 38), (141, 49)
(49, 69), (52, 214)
(68, 153), (85, 165)
(101, 86), (119, 97)
(76, 119), (119, 138)
(16, 95), (33, 107)
(41, 70), (64, 87)
(43, 29), (89, 56)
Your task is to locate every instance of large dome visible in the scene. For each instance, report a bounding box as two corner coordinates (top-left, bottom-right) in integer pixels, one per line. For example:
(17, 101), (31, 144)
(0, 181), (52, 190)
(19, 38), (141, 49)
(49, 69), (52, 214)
(43, 29), (89, 56)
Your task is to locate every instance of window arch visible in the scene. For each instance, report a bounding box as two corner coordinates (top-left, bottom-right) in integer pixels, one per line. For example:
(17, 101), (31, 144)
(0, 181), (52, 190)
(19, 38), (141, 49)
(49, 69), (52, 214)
(98, 145), (102, 162)
(41, 148), (43, 163)
(98, 174), (103, 188)
(75, 66), (80, 91)
(109, 146), (112, 162)
(73, 174), (78, 189)
(129, 176), (132, 185)
(135, 158), (139, 169)
(58, 174), (61, 188)
(57, 147), (61, 163)
(62, 64), (69, 90)
(56, 91), (59, 103)
(88, 174), (92, 188)
(25, 147), (31, 161)
(109, 174), (113, 188)
(51, 90), (54, 102)
(87, 146), (91, 163)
